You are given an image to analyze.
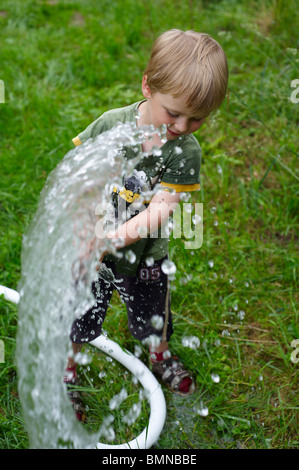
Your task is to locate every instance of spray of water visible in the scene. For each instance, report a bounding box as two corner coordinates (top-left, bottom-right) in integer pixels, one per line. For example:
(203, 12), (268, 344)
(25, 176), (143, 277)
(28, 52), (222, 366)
(15, 122), (165, 449)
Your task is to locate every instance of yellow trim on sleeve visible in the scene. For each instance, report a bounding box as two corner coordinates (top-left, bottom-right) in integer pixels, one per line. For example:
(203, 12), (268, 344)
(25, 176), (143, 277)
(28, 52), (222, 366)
(112, 186), (141, 203)
(160, 181), (201, 192)
(72, 136), (82, 146)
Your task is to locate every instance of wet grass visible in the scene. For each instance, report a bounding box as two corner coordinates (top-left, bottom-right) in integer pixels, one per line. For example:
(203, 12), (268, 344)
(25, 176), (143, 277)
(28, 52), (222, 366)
(0, 0), (298, 450)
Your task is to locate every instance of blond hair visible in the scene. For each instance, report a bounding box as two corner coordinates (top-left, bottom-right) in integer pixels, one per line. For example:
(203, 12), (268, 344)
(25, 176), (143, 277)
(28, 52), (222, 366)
(144, 29), (228, 118)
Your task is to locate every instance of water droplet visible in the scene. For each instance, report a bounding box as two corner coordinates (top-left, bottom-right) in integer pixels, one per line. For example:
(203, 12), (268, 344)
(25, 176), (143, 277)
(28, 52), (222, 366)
(74, 352), (92, 365)
(174, 146), (183, 155)
(134, 345), (143, 357)
(184, 203), (193, 213)
(161, 259), (176, 275)
(150, 315), (164, 330)
(152, 147), (162, 156)
(211, 373), (220, 383)
(192, 214), (202, 224)
(180, 192), (191, 202)
(199, 407), (209, 416)
(162, 350), (171, 360)
(125, 250), (136, 264)
(179, 276), (188, 285)
(237, 310), (245, 320)
(182, 335), (200, 349)
(145, 256), (154, 267)
(222, 329), (230, 337)
(195, 402), (209, 417)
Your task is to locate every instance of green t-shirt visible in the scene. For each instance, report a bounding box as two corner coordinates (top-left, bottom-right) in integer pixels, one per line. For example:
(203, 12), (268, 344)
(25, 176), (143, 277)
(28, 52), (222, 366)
(73, 101), (201, 276)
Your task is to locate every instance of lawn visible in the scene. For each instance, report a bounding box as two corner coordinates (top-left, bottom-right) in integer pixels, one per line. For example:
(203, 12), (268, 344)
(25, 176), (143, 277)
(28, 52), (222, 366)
(0, 0), (298, 449)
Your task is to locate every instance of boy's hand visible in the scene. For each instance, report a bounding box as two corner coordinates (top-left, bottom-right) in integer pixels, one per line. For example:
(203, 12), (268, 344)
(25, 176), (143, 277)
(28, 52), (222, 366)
(95, 249), (109, 272)
(106, 189), (181, 245)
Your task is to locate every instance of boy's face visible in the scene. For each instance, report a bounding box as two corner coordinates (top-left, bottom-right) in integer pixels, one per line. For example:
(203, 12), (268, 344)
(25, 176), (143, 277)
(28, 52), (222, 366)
(141, 75), (205, 140)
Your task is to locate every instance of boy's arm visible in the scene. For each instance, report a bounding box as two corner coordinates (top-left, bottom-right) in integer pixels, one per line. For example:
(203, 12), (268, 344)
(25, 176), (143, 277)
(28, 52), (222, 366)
(104, 189), (181, 253)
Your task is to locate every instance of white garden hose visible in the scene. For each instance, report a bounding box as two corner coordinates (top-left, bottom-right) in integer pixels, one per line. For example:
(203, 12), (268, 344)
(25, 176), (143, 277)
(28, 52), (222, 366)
(90, 335), (166, 449)
(0, 285), (166, 449)
(0, 285), (20, 304)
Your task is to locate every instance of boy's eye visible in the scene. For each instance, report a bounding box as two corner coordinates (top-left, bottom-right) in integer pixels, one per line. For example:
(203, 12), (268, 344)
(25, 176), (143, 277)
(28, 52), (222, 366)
(167, 110), (179, 118)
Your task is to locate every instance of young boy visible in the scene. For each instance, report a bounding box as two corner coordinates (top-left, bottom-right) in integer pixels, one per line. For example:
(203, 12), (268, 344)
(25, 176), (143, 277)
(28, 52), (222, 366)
(65, 29), (228, 420)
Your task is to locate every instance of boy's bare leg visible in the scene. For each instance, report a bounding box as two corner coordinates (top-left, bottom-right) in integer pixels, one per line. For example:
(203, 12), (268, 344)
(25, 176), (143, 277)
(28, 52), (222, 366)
(65, 343), (85, 422)
(150, 341), (169, 355)
(67, 343), (83, 369)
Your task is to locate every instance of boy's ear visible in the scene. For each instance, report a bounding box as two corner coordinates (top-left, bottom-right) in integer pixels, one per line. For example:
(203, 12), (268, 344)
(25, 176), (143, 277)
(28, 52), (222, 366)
(142, 75), (152, 99)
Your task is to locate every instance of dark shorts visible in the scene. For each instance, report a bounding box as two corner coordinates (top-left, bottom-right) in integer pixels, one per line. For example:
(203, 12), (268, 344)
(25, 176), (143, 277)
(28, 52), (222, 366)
(70, 256), (173, 344)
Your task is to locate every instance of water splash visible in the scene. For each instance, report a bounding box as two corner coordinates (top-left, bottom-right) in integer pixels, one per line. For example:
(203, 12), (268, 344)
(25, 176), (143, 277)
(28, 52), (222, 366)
(109, 388), (128, 411)
(15, 122), (163, 449)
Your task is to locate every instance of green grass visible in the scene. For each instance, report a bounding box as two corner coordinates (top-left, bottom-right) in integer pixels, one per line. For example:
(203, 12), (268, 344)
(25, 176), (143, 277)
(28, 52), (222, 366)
(0, 0), (298, 449)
